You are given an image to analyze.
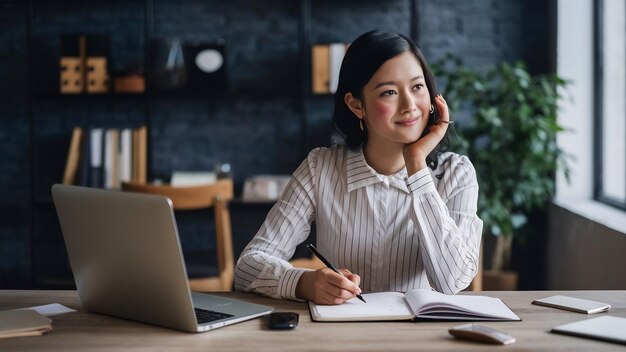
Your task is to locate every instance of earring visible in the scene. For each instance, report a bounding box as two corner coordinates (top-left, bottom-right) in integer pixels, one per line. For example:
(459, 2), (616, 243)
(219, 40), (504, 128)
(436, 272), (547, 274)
(429, 105), (434, 114)
(359, 119), (364, 131)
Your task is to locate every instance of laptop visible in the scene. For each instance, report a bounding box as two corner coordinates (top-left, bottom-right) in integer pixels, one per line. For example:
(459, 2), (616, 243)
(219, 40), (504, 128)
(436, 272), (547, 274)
(51, 184), (273, 333)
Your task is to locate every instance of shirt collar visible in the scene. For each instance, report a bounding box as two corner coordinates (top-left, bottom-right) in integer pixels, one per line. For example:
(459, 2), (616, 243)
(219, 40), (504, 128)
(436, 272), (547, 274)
(345, 147), (410, 194)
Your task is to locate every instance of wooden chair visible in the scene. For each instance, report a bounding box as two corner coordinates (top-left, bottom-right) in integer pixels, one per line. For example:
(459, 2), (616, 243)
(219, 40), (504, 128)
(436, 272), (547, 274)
(121, 179), (234, 292)
(289, 255), (325, 270)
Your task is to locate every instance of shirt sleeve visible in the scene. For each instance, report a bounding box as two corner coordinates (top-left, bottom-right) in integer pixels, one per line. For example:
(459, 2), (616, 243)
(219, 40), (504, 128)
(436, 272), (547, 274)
(405, 155), (483, 294)
(234, 149), (319, 300)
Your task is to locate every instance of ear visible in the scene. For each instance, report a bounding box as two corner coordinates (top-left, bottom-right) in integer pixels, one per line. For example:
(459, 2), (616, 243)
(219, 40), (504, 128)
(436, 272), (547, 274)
(344, 92), (364, 119)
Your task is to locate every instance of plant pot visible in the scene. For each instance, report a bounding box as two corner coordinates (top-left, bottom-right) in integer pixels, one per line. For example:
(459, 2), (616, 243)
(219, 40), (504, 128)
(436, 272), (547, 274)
(482, 270), (518, 291)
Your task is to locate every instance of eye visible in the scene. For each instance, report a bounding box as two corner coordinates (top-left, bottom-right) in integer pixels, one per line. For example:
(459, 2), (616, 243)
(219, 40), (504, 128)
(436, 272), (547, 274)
(381, 90), (397, 96)
(413, 84), (424, 91)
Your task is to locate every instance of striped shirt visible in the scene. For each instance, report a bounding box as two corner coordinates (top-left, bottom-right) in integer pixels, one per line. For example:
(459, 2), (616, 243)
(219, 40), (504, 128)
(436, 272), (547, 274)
(235, 145), (483, 300)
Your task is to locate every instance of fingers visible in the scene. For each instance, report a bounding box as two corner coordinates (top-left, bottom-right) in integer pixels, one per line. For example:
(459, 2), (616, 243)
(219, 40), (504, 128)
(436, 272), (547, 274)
(327, 270), (361, 295)
(340, 269), (361, 288)
(434, 94), (450, 124)
(318, 292), (345, 305)
(314, 268), (363, 305)
(321, 284), (356, 303)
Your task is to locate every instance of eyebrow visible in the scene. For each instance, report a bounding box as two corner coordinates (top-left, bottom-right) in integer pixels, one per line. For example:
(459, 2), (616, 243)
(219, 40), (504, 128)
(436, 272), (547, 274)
(373, 75), (423, 89)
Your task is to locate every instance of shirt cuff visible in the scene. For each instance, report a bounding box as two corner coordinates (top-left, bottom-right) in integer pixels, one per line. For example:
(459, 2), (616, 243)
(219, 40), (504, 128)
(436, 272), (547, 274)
(405, 167), (436, 196)
(278, 267), (310, 301)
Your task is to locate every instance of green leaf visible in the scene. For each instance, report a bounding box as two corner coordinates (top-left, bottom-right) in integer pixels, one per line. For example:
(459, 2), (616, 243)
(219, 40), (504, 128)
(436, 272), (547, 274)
(511, 213), (527, 229)
(432, 54), (571, 245)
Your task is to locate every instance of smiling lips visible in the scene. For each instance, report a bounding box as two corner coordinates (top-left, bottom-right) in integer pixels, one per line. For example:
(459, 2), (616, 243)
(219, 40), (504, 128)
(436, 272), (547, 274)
(395, 116), (420, 127)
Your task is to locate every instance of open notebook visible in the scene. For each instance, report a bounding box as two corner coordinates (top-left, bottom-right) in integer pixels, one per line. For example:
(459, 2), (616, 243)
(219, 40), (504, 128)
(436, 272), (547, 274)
(308, 289), (521, 322)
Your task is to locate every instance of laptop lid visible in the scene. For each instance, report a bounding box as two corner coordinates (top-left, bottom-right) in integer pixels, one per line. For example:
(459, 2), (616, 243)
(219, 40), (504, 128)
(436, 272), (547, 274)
(51, 184), (272, 332)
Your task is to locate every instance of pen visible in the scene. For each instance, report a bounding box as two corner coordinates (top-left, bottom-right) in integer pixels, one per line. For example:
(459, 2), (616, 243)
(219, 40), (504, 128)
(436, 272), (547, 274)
(307, 244), (367, 303)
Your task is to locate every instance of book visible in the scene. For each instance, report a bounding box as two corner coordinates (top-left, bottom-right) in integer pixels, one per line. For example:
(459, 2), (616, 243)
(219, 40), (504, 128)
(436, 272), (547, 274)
(532, 295), (611, 314)
(77, 127), (91, 186)
(119, 128), (133, 184)
(551, 316), (626, 345)
(64, 125), (146, 188)
(103, 128), (119, 189)
(308, 289), (521, 322)
(136, 126), (147, 183)
(0, 309), (52, 339)
(170, 171), (217, 187)
(328, 42), (346, 94)
(311, 44), (329, 94)
(89, 128), (104, 188)
(62, 127), (83, 185)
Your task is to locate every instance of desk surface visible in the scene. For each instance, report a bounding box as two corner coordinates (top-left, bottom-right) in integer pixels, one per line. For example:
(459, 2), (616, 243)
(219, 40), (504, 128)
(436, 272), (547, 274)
(1, 290), (625, 351)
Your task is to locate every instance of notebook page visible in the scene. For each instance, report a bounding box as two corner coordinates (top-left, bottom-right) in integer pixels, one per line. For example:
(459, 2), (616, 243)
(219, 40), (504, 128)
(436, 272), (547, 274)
(404, 289), (520, 320)
(309, 292), (414, 321)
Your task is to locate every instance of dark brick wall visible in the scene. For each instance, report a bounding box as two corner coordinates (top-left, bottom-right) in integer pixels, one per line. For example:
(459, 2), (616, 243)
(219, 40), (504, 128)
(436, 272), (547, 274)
(420, 0), (549, 71)
(0, 0), (31, 288)
(0, 0), (553, 288)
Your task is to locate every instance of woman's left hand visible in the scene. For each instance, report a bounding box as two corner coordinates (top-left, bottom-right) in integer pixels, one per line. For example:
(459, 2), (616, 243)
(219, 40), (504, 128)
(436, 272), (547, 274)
(403, 94), (450, 175)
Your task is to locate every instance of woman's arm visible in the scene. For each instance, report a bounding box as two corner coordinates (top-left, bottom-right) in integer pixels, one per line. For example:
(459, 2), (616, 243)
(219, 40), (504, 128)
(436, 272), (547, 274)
(235, 147), (362, 303)
(234, 150), (318, 300)
(406, 156), (483, 294)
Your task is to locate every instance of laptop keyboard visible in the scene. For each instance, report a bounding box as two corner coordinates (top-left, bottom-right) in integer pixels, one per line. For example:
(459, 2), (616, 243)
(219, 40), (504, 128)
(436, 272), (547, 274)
(194, 307), (234, 324)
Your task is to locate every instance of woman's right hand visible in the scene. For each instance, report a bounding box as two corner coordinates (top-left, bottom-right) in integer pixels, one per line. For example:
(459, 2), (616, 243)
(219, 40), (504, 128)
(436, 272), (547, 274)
(403, 94), (450, 175)
(295, 268), (362, 304)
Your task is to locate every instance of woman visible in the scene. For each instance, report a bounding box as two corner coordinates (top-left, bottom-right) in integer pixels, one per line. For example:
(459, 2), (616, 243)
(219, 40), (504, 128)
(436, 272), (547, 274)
(235, 30), (483, 305)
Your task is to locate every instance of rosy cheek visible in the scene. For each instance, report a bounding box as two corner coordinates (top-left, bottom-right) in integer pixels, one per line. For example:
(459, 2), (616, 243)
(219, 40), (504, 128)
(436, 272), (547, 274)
(372, 100), (393, 117)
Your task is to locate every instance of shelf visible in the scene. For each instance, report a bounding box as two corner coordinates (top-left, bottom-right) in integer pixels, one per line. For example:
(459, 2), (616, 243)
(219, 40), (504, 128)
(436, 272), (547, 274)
(32, 89), (303, 101)
(22, 0), (333, 290)
(32, 92), (147, 100)
(150, 89), (302, 100)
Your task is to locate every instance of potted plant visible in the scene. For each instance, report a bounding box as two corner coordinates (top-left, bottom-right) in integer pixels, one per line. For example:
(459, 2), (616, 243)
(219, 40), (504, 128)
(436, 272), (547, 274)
(432, 55), (570, 290)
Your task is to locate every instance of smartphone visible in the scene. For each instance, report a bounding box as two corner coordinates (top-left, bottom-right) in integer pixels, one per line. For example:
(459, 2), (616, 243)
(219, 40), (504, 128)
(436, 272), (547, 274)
(267, 312), (299, 330)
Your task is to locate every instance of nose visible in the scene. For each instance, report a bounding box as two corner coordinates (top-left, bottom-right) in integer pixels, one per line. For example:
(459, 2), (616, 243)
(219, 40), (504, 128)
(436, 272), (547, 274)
(400, 91), (417, 115)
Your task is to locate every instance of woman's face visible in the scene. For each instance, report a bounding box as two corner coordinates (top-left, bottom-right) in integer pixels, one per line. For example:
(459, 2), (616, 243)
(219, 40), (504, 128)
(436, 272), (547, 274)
(360, 51), (431, 148)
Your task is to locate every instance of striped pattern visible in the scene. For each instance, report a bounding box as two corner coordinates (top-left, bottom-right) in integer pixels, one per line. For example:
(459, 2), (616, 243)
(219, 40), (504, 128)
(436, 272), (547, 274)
(235, 145), (483, 300)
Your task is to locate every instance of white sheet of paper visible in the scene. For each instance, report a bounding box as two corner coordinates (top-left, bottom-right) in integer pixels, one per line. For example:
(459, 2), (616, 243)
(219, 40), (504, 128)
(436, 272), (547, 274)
(20, 303), (76, 316)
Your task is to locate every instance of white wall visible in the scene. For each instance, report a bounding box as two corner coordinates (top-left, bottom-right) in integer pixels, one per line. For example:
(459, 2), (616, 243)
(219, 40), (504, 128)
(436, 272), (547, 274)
(549, 0), (626, 289)
(556, 0), (593, 199)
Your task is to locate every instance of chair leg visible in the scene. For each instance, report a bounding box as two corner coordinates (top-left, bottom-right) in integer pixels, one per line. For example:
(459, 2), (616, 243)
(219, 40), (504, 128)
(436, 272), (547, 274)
(468, 239), (484, 292)
(214, 198), (234, 292)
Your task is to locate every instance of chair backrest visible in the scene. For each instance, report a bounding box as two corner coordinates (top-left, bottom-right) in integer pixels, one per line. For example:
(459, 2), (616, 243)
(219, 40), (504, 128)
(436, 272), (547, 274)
(121, 179), (234, 291)
(289, 256), (325, 270)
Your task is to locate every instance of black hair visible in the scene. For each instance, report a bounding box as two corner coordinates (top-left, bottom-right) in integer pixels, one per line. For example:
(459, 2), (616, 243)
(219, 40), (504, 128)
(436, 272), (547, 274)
(333, 30), (449, 170)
